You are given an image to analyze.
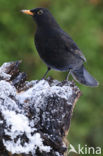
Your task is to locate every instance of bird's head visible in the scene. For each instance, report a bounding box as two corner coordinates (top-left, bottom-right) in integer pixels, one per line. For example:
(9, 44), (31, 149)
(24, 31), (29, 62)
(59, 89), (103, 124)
(21, 8), (59, 28)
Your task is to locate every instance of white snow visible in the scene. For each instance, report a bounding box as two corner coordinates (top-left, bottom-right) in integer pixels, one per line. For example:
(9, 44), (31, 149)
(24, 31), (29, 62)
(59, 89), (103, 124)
(16, 80), (73, 128)
(0, 80), (16, 98)
(55, 151), (61, 156)
(17, 80), (73, 106)
(3, 132), (51, 154)
(3, 110), (33, 133)
(0, 63), (11, 80)
(2, 110), (51, 154)
(0, 80), (19, 112)
(0, 63), (73, 155)
(0, 80), (52, 154)
(0, 120), (3, 124)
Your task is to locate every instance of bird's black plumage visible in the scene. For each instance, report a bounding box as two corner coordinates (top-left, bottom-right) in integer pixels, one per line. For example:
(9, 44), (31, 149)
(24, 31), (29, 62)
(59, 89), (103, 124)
(21, 8), (99, 87)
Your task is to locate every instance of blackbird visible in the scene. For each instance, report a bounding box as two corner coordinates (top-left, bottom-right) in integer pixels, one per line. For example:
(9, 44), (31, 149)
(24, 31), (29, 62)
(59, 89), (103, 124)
(21, 8), (99, 87)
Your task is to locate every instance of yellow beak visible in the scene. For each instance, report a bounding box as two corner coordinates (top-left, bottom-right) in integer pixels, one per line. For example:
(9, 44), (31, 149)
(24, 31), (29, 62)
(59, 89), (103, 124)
(21, 10), (34, 16)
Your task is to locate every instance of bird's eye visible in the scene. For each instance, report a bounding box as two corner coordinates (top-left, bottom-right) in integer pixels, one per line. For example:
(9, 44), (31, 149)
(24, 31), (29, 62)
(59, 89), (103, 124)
(37, 10), (43, 15)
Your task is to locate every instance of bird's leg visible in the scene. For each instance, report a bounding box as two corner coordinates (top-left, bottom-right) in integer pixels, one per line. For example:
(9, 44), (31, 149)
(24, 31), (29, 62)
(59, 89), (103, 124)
(66, 70), (71, 81)
(41, 67), (51, 80)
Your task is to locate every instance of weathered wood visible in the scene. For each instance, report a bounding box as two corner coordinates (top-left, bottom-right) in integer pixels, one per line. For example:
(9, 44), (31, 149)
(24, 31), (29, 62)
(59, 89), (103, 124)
(0, 61), (81, 156)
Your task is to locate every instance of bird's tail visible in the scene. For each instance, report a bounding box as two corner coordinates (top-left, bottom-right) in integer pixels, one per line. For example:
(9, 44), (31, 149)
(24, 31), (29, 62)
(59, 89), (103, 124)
(71, 65), (99, 87)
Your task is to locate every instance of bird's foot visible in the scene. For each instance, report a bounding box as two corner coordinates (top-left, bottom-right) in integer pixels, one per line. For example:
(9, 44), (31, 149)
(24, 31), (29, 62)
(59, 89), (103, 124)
(65, 70), (71, 81)
(41, 67), (51, 80)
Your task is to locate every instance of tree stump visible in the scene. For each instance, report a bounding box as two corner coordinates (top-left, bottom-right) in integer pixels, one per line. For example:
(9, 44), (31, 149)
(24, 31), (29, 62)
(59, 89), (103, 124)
(0, 61), (81, 156)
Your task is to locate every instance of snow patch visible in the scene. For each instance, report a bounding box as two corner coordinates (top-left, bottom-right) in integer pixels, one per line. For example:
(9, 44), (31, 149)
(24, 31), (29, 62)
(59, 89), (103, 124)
(0, 63), (11, 80)
(3, 110), (51, 154)
(17, 80), (72, 106)
(0, 69), (73, 155)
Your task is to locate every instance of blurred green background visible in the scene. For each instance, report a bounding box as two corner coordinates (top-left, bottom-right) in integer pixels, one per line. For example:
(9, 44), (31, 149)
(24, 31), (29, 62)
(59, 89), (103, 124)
(0, 0), (103, 155)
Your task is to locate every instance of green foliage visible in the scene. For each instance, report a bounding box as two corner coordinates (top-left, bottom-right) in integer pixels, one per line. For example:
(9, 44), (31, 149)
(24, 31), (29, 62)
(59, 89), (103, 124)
(0, 0), (103, 155)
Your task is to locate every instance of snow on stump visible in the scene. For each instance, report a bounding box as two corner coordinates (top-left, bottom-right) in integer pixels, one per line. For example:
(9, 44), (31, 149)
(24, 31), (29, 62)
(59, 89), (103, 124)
(0, 61), (81, 156)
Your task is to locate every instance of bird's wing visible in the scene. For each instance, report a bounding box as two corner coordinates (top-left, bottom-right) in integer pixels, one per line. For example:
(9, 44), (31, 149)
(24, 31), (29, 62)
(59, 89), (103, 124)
(60, 30), (87, 62)
(70, 48), (87, 62)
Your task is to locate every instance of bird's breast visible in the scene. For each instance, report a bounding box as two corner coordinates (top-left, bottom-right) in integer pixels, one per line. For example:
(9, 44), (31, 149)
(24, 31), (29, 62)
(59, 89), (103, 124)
(35, 29), (60, 56)
(34, 29), (83, 71)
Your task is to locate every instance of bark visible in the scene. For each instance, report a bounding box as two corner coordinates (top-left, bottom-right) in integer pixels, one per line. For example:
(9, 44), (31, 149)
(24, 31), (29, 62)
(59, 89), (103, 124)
(0, 61), (81, 156)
